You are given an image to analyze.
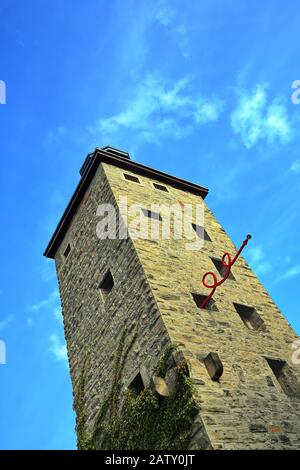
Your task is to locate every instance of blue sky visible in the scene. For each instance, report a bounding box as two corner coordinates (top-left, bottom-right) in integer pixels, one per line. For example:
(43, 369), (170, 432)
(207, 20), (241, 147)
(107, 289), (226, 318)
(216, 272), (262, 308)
(0, 0), (300, 450)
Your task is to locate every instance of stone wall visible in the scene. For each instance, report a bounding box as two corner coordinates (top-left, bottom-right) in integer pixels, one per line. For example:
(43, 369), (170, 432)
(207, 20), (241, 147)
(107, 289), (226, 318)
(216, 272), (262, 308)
(103, 161), (300, 450)
(54, 164), (172, 441)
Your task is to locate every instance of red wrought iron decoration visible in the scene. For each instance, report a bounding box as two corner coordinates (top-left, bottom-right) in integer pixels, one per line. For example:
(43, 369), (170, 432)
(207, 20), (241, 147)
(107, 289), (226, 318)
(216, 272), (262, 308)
(200, 234), (252, 309)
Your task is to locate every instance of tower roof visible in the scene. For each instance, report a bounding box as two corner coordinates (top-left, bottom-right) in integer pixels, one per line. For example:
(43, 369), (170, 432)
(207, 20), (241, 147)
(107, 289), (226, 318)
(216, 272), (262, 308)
(44, 146), (209, 259)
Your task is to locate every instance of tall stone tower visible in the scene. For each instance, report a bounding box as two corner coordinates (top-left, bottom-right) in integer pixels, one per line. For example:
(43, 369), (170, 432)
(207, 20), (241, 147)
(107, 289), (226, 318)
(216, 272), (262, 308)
(44, 146), (300, 450)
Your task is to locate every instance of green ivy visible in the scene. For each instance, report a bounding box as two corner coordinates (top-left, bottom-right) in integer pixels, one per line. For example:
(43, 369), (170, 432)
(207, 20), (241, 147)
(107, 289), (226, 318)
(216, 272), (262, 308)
(75, 336), (198, 450)
(74, 358), (92, 450)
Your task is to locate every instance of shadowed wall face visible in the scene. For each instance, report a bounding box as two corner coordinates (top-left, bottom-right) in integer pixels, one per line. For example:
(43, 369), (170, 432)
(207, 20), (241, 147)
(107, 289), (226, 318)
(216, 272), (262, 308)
(54, 164), (171, 441)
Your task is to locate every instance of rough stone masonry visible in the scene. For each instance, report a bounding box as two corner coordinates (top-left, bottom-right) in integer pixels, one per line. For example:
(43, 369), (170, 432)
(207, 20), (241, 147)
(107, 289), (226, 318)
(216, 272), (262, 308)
(44, 146), (300, 450)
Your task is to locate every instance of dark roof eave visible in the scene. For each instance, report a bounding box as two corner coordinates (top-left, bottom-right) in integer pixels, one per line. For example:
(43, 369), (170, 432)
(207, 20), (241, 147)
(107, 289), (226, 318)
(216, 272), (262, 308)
(44, 149), (209, 259)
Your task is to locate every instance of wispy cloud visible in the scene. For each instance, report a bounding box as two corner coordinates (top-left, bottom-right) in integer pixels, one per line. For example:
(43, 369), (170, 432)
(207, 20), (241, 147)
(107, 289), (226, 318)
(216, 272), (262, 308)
(175, 24), (190, 59)
(89, 75), (224, 144)
(248, 246), (299, 283)
(26, 288), (63, 327)
(150, 2), (190, 58)
(276, 264), (300, 283)
(49, 333), (68, 363)
(247, 245), (272, 276)
(27, 289), (59, 312)
(231, 84), (293, 149)
(54, 306), (63, 325)
(0, 314), (14, 332)
(290, 160), (300, 173)
(151, 3), (176, 26)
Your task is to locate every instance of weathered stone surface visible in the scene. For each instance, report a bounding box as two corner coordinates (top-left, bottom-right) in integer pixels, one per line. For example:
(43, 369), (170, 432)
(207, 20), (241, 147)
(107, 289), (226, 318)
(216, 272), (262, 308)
(52, 155), (300, 450)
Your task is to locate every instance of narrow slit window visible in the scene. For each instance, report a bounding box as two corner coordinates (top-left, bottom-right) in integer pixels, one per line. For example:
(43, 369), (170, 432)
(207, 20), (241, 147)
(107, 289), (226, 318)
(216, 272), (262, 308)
(191, 293), (218, 311)
(99, 270), (114, 301)
(63, 244), (71, 258)
(265, 358), (300, 398)
(233, 303), (265, 331)
(123, 173), (141, 184)
(141, 207), (162, 221)
(211, 257), (235, 280)
(153, 182), (168, 192)
(192, 223), (211, 241)
(128, 372), (145, 395)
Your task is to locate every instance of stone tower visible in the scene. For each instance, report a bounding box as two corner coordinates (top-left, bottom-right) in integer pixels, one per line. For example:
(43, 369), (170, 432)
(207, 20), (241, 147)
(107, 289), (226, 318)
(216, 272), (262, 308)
(44, 146), (300, 450)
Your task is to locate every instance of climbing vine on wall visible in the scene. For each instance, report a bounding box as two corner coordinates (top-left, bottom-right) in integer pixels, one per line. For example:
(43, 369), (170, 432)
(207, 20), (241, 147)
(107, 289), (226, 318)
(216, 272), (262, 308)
(75, 334), (198, 450)
(74, 357), (92, 450)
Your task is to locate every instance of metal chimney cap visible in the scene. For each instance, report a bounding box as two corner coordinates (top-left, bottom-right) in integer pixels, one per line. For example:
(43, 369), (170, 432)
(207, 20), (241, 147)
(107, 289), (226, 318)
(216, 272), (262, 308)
(101, 146), (131, 159)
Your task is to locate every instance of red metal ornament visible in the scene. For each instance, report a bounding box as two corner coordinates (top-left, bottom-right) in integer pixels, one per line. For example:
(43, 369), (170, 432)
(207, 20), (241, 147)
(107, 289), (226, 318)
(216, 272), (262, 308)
(200, 234), (252, 309)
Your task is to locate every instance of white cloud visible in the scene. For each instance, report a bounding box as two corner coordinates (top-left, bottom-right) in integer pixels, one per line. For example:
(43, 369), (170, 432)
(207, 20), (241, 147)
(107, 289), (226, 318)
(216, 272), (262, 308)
(290, 160), (300, 173)
(149, 2), (190, 57)
(247, 246), (272, 276)
(231, 84), (293, 148)
(90, 75), (223, 144)
(248, 247), (299, 283)
(54, 306), (63, 325)
(49, 333), (68, 363)
(276, 264), (300, 283)
(0, 314), (14, 332)
(247, 246), (264, 264)
(152, 5), (176, 26)
(255, 261), (273, 276)
(175, 24), (190, 58)
(27, 288), (63, 327)
(27, 289), (59, 312)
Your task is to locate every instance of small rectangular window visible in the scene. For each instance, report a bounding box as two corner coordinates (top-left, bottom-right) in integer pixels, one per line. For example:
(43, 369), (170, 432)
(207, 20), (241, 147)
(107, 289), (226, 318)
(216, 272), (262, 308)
(141, 208), (162, 221)
(233, 303), (265, 331)
(211, 257), (235, 280)
(153, 182), (168, 192)
(63, 244), (71, 258)
(191, 293), (218, 311)
(99, 270), (114, 301)
(124, 173), (140, 184)
(265, 357), (300, 398)
(192, 223), (211, 241)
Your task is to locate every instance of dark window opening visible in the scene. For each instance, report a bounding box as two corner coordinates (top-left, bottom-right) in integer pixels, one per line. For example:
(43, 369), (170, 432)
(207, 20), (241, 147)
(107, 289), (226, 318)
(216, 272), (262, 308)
(128, 372), (145, 395)
(265, 357), (300, 398)
(153, 182), (168, 192)
(192, 223), (211, 241)
(211, 257), (235, 280)
(124, 173), (140, 184)
(99, 270), (114, 300)
(191, 293), (218, 311)
(63, 244), (71, 258)
(141, 207), (162, 221)
(233, 303), (265, 331)
(204, 352), (224, 381)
